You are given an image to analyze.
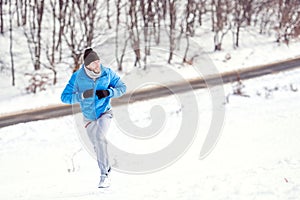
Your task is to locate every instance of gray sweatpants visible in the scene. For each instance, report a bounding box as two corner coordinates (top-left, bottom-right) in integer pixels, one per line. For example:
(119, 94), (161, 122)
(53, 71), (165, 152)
(84, 110), (113, 175)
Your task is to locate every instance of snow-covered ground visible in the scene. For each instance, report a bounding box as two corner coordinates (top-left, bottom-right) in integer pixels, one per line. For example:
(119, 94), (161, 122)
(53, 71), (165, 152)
(1, 1), (300, 198)
(1, 9), (300, 199)
(0, 67), (299, 200)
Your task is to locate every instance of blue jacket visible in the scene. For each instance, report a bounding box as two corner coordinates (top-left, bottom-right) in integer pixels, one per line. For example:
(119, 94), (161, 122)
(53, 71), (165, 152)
(61, 64), (126, 120)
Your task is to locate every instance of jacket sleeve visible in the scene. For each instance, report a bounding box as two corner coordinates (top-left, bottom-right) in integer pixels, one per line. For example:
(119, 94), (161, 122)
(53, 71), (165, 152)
(61, 72), (82, 104)
(107, 69), (127, 98)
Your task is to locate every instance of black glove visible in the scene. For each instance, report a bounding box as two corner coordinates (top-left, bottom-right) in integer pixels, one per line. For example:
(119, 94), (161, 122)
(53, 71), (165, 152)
(82, 89), (94, 98)
(96, 90), (109, 99)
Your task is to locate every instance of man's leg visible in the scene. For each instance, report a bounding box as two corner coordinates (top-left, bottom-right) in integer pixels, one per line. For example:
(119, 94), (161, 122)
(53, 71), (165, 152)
(95, 111), (112, 175)
(85, 111), (112, 174)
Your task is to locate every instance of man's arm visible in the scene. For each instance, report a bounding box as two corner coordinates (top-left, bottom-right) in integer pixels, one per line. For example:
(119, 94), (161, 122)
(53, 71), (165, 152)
(61, 72), (82, 104)
(107, 69), (127, 98)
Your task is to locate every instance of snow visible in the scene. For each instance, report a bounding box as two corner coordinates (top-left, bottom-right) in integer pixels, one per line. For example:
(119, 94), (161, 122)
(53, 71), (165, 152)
(0, 67), (300, 199)
(1, 4), (300, 199)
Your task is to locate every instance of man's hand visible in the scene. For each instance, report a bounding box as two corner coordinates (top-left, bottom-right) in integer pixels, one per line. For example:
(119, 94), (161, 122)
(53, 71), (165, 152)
(96, 90), (110, 99)
(82, 89), (94, 98)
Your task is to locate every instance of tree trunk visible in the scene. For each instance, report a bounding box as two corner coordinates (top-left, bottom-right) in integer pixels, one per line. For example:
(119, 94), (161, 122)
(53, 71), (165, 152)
(21, 0), (28, 25)
(34, 0), (44, 70)
(183, 33), (190, 63)
(235, 25), (240, 47)
(46, 0), (58, 85)
(115, 0), (129, 71)
(128, 0), (141, 67)
(9, 1), (15, 86)
(56, 0), (68, 62)
(106, 0), (112, 29)
(15, 0), (20, 26)
(0, 0), (3, 34)
(211, 0), (215, 32)
(168, 0), (176, 64)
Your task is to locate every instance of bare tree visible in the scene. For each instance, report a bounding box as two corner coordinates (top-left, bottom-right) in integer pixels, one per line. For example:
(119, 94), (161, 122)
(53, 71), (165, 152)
(232, 0), (254, 48)
(186, 0), (197, 37)
(34, 0), (44, 70)
(0, 0), (4, 34)
(20, 0), (28, 25)
(232, 0), (242, 48)
(9, 0), (15, 86)
(63, 1), (80, 69)
(167, 0), (176, 64)
(140, 0), (161, 67)
(152, 0), (166, 45)
(211, 0), (232, 51)
(115, 0), (122, 70)
(56, 0), (68, 61)
(23, 0), (45, 71)
(243, 0), (253, 26)
(128, 0), (141, 67)
(140, 0), (151, 58)
(44, 0), (59, 85)
(254, 0), (276, 34)
(106, 0), (112, 29)
(181, 0), (197, 63)
(115, 0), (129, 71)
(15, 0), (20, 26)
(63, 0), (99, 70)
(275, 0), (300, 44)
(196, 0), (207, 26)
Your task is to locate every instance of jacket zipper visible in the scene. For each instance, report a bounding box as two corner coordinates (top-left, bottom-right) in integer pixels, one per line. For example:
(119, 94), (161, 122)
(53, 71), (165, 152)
(93, 78), (97, 119)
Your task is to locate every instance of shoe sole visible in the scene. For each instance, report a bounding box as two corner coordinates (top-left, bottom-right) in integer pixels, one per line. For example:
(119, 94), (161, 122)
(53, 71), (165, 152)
(98, 185), (110, 188)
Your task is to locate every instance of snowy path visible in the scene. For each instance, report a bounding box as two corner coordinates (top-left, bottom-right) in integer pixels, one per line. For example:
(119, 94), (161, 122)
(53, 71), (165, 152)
(2, 56), (300, 128)
(1, 69), (300, 200)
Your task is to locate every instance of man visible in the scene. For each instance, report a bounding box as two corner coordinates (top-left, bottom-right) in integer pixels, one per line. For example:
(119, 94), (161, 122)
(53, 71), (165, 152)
(61, 48), (126, 188)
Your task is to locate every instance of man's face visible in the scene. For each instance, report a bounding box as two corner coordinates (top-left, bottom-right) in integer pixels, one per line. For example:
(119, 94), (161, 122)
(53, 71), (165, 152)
(86, 60), (101, 74)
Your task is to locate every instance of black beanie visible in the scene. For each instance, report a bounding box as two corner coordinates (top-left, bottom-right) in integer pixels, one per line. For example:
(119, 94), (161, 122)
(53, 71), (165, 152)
(83, 48), (100, 66)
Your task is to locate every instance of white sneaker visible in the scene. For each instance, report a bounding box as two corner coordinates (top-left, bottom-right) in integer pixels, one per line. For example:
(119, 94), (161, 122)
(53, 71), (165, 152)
(98, 175), (110, 188)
